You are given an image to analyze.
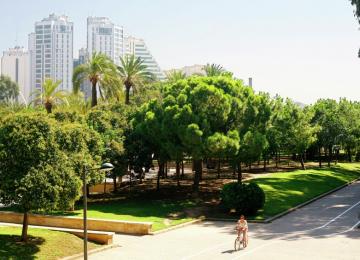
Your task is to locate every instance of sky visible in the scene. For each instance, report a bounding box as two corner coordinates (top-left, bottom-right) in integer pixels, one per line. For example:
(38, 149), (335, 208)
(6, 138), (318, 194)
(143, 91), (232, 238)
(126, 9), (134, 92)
(0, 0), (359, 104)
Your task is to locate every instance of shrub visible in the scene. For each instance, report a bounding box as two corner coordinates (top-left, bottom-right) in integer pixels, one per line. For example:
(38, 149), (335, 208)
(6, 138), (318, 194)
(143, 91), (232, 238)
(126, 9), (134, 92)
(220, 182), (265, 215)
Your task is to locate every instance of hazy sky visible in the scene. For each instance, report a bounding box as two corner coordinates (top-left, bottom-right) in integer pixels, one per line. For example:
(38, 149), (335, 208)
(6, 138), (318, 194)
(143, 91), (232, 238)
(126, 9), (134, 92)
(0, 0), (359, 104)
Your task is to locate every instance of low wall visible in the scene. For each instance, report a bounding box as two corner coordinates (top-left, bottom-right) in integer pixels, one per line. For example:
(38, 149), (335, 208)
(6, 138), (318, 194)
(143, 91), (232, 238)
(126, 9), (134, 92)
(69, 230), (114, 245)
(89, 183), (115, 194)
(0, 211), (152, 235)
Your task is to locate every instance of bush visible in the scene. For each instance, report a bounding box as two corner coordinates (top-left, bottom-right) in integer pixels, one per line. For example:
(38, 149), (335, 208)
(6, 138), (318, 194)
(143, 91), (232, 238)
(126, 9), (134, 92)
(220, 182), (265, 215)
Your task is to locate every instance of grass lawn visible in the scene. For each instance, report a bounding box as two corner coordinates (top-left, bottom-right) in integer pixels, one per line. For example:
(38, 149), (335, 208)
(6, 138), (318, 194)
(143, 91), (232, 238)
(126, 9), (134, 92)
(0, 226), (100, 260)
(70, 199), (196, 231)
(250, 163), (360, 220)
(2, 163), (359, 230)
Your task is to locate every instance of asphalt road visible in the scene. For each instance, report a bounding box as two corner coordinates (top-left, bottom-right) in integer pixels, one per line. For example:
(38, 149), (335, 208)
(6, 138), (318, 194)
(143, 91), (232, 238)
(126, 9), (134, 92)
(89, 180), (360, 260)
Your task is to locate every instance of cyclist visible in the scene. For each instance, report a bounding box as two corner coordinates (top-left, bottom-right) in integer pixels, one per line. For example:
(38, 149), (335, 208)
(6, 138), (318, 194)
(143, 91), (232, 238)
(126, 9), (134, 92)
(236, 215), (248, 247)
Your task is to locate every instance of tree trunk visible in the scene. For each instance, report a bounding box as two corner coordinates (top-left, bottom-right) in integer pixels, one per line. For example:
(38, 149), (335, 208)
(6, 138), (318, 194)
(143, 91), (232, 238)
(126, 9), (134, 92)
(164, 162), (168, 178)
(21, 211), (29, 242)
(263, 157), (267, 172)
(193, 159), (202, 191)
(157, 160), (164, 191)
(328, 146), (331, 167)
(319, 146), (322, 168)
(104, 177), (107, 194)
(181, 160), (184, 179)
(176, 161), (180, 187)
(91, 80), (97, 107)
(300, 153), (306, 170)
(347, 147), (352, 162)
(125, 84), (131, 105)
(217, 159), (221, 179)
(237, 162), (242, 183)
(45, 102), (52, 114)
(275, 151), (278, 168)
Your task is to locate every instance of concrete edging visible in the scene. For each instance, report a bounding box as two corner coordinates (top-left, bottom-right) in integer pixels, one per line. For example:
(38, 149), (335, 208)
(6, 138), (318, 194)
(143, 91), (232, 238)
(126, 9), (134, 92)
(150, 218), (204, 235)
(0, 211), (152, 235)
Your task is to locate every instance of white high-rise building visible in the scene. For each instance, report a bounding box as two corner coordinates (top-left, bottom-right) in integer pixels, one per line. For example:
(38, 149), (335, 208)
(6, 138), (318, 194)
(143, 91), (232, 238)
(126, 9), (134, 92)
(87, 17), (124, 65)
(73, 47), (91, 99)
(86, 17), (164, 81)
(125, 36), (165, 80)
(1, 47), (31, 103)
(29, 14), (73, 94)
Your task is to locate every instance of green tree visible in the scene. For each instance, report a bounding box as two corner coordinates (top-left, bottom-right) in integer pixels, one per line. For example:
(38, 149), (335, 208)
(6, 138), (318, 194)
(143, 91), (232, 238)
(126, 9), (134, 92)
(284, 102), (318, 169)
(311, 99), (342, 167)
(0, 75), (19, 102)
(204, 63), (225, 76)
(72, 52), (118, 107)
(166, 70), (187, 82)
(118, 54), (154, 105)
(86, 104), (128, 191)
(31, 78), (68, 113)
(336, 98), (360, 162)
(206, 131), (240, 178)
(0, 113), (83, 242)
(160, 76), (243, 190)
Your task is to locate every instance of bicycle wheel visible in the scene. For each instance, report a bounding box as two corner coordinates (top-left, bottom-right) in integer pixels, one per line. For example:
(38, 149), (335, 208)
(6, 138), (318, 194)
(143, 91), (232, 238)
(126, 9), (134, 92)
(234, 237), (241, 251)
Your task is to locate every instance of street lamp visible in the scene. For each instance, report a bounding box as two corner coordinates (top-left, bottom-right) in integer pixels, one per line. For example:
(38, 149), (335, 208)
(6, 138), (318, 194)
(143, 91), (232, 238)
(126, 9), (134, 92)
(83, 162), (114, 260)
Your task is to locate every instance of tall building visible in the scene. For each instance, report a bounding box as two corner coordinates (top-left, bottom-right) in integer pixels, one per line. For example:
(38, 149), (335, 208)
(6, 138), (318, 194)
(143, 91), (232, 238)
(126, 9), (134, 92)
(125, 36), (165, 80)
(1, 46), (31, 103)
(86, 16), (164, 81)
(73, 47), (91, 99)
(29, 14), (73, 94)
(87, 17), (124, 65)
(73, 47), (88, 68)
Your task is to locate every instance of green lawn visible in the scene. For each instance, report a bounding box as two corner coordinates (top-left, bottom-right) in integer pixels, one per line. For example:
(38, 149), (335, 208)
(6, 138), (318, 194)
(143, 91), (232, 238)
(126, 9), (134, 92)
(69, 199), (195, 231)
(2, 163), (359, 229)
(0, 226), (99, 260)
(251, 163), (360, 219)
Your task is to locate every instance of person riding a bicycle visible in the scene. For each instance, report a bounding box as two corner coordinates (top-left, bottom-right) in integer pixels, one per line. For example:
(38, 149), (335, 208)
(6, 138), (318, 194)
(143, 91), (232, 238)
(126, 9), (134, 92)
(236, 215), (248, 247)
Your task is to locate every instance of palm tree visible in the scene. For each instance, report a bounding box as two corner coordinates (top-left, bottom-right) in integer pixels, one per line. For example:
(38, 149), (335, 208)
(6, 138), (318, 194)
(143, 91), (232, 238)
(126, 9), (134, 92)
(204, 63), (225, 76)
(62, 92), (91, 115)
(72, 52), (118, 107)
(166, 70), (187, 82)
(31, 78), (68, 114)
(118, 54), (154, 105)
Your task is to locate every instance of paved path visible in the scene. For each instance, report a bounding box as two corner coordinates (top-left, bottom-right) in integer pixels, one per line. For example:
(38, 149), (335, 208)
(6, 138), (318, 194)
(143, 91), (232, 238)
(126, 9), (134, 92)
(89, 181), (360, 260)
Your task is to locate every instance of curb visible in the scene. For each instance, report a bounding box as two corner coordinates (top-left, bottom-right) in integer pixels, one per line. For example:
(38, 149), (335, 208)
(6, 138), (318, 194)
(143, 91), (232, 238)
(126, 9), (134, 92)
(61, 244), (120, 260)
(204, 217), (266, 224)
(150, 218), (204, 235)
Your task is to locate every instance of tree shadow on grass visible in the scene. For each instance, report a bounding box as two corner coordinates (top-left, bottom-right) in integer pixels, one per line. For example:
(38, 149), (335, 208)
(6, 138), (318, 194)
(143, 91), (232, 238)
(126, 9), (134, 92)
(0, 234), (44, 260)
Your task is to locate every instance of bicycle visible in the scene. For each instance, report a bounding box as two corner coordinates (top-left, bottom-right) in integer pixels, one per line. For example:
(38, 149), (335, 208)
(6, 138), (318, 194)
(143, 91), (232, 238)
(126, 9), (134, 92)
(234, 231), (247, 251)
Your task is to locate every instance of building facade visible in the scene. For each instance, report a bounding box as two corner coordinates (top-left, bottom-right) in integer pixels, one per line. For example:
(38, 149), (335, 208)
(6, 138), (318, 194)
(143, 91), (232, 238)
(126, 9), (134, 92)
(73, 47), (91, 99)
(1, 46), (31, 103)
(125, 36), (165, 80)
(29, 14), (73, 94)
(87, 17), (124, 65)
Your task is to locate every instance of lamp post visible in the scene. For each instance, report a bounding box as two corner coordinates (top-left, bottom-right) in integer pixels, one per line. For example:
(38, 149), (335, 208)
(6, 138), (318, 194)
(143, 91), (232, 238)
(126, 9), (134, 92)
(83, 163), (114, 260)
